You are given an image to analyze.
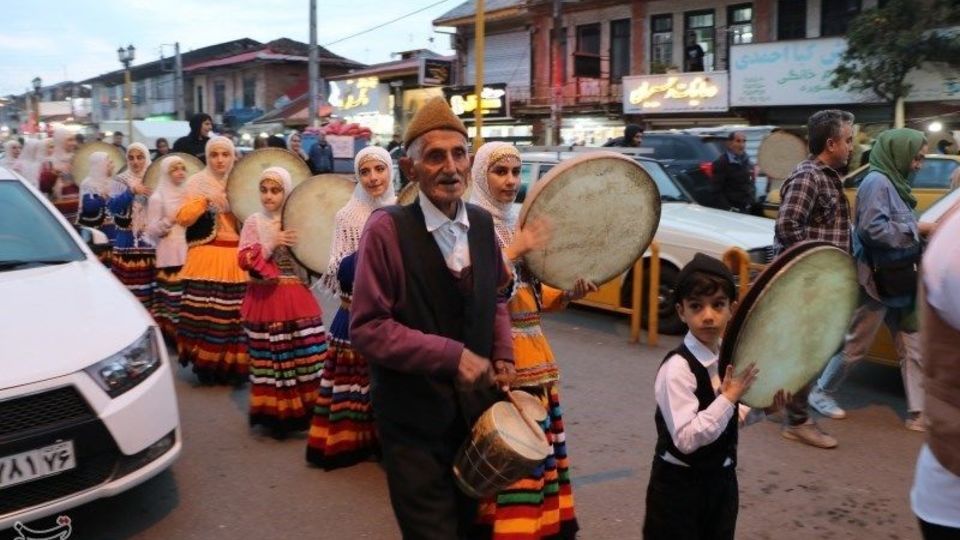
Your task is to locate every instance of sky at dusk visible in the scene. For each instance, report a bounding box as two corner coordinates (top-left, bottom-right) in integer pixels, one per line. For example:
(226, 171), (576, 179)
(0, 0), (460, 95)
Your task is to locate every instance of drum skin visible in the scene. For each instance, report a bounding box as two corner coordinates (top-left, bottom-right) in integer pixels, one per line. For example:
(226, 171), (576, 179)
(282, 174), (355, 275)
(227, 148), (311, 223)
(453, 391), (550, 499)
(720, 242), (858, 408)
(72, 142), (126, 183)
(518, 151), (661, 290)
(757, 131), (807, 181)
(143, 153), (204, 191)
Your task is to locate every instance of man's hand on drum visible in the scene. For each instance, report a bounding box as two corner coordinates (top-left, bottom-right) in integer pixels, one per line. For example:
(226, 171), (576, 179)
(563, 277), (599, 303)
(493, 360), (516, 390)
(762, 389), (791, 415)
(720, 362), (758, 403)
(456, 348), (494, 388)
(507, 217), (552, 261)
(277, 229), (298, 247)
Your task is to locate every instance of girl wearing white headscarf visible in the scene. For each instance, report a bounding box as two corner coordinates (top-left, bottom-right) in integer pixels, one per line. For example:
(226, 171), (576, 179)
(175, 136), (249, 384)
(306, 145), (395, 468)
(109, 143), (155, 309)
(470, 142), (595, 539)
(286, 131), (309, 163)
(51, 127), (76, 174)
(238, 166), (328, 438)
(146, 156), (189, 338)
(17, 139), (44, 188)
(2, 140), (22, 175)
(78, 151), (117, 245)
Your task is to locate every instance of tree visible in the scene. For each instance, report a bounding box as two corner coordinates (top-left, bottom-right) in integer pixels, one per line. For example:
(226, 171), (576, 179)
(831, 0), (960, 126)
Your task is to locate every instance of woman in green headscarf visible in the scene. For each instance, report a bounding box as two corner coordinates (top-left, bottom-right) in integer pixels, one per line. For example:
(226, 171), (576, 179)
(808, 128), (932, 432)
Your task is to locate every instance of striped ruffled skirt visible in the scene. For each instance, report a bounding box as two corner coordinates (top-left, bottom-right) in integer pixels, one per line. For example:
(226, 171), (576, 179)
(154, 266), (182, 339)
(245, 316), (327, 435)
(476, 384), (579, 539)
(306, 306), (380, 469)
(112, 246), (156, 311)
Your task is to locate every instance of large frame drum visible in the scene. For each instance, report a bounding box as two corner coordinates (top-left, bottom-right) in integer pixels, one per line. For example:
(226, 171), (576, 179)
(720, 241), (858, 408)
(281, 174), (356, 275)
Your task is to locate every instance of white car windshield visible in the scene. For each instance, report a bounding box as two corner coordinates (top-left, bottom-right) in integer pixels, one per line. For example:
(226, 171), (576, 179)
(0, 180), (85, 271)
(639, 161), (691, 202)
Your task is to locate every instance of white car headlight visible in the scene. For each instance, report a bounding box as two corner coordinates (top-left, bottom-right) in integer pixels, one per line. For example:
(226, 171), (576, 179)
(84, 328), (162, 398)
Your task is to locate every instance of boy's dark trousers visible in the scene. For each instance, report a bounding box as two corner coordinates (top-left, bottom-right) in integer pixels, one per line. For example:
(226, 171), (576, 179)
(643, 457), (739, 540)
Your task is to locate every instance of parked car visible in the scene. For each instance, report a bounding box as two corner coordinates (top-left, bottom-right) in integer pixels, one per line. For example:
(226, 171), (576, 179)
(518, 148), (776, 334)
(0, 165), (181, 529)
(763, 153), (960, 218)
(638, 132), (723, 208)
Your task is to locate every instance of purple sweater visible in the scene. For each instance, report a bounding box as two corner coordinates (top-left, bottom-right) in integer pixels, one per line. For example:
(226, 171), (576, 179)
(349, 210), (514, 378)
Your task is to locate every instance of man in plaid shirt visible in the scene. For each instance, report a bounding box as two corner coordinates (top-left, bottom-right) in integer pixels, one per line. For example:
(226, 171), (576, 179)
(774, 109), (855, 449)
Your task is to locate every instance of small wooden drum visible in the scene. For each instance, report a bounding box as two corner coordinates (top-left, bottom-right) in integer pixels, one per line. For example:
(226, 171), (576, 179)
(282, 174), (356, 274)
(227, 148), (311, 222)
(518, 151), (661, 290)
(143, 152), (204, 191)
(72, 142), (126, 182)
(453, 391), (551, 499)
(720, 241), (858, 408)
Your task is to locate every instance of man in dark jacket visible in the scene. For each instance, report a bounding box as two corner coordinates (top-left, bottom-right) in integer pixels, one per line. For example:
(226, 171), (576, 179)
(711, 131), (756, 213)
(603, 124), (644, 148)
(308, 133), (335, 174)
(173, 113), (213, 163)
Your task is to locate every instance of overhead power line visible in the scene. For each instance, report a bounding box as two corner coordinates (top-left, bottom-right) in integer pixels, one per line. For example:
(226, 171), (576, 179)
(323, 0), (453, 47)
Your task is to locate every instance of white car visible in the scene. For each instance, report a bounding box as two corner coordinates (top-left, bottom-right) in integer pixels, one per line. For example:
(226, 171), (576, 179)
(0, 166), (181, 529)
(518, 149), (776, 334)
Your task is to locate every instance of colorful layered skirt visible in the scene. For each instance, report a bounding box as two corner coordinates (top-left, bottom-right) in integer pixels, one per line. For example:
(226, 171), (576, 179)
(306, 305), (379, 469)
(176, 240), (249, 384)
(476, 384), (578, 539)
(154, 266), (182, 339)
(112, 245), (156, 311)
(242, 278), (327, 435)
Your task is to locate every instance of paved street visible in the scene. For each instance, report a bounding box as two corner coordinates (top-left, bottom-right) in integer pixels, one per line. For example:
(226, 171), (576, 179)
(8, 301), (925, 539)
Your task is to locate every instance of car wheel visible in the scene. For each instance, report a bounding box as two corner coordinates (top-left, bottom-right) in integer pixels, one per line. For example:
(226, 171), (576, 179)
(619, 263), (685, 335)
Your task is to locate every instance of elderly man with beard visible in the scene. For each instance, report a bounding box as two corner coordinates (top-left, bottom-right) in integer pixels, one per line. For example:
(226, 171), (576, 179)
(349, 97), (515, 539)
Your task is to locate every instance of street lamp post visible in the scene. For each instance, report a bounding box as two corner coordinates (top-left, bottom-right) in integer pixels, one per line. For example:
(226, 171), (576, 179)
(31, 77), (41, 133)
(117, 44), (136, 144)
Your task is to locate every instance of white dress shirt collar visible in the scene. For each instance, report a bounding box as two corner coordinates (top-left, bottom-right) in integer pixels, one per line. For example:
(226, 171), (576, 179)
(683, 332), (721, 369)
(420, 195), (470, 233)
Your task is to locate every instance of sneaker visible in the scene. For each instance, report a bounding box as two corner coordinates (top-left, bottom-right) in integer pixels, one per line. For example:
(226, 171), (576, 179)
(808, 386), (847, 419)
(782, 420), (839, 449)
(905, 413), (926, 432)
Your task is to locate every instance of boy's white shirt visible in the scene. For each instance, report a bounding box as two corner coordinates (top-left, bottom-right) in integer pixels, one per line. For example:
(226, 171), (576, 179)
(654, 331), (765, 467)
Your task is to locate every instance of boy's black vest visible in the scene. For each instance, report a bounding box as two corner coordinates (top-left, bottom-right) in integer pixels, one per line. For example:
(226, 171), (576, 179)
(654, 343), (739, 469)
(370, 201), (499, 448)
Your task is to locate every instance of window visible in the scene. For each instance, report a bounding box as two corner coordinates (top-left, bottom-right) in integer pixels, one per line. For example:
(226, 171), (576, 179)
(213, 81), (226, 114)
(914, 159), (959, 189)
(576, 23), (601, 54)
(610, 19), (631, 80)
(651, 14), (674, 72)
(777, 0), (807, 40)
(574, 23), (601, 78)
(728, 4), (754, 45)
(243, 77), (256, 108)
(558, 27), (567, 83)
(135, 81), (146, 105)
(821, 0), (861, 37)
(196, 86), (204, 113)
(684, 10), (715, 72)
(0, 182), (85, 265)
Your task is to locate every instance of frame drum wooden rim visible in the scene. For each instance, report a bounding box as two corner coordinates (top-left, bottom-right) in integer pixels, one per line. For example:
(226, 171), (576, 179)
(757, 131), (808, 181)
(227, 148), (311, 223)
(720, 241), (858, 408)
(282, 174), (356, 275)
(518, 151), (661, 290)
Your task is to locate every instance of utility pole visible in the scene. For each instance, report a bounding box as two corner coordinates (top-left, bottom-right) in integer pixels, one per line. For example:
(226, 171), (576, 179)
(309, 0), (319, 127)
(175, 42), (185, 120)
(474, 0), (485, 149)
(550, 0), (563, 146)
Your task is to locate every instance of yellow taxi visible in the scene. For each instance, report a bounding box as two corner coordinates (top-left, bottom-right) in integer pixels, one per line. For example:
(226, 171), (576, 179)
(762, 154), (960, 366)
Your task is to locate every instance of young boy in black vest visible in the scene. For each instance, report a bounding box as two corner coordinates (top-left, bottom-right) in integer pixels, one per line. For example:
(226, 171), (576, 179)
(643, 253), (788, 540)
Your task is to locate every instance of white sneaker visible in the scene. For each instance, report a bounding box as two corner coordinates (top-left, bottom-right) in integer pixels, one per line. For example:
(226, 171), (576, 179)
(808, 387), (847, 419)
